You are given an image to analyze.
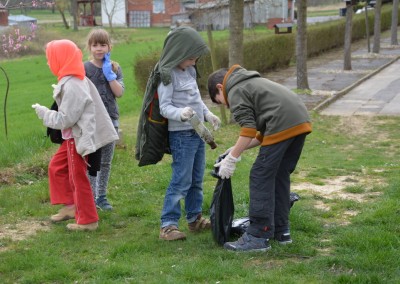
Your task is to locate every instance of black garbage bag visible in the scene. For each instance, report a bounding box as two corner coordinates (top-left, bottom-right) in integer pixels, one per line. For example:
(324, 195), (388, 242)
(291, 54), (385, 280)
(230, 192), (301, 237)
(46, 101), (64, 144)
(209, 154), (234, 245)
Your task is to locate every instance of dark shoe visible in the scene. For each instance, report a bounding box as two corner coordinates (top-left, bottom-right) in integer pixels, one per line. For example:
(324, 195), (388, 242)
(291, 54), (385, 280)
(96, 196), (113, 211)
(224, 232), (271, 252)
(275, 232), (292, 245)
(188, 214), (211, 232)
(50, 205), (75, 222)
(66, 222), (98, 231)
(159, 225), (186, 241)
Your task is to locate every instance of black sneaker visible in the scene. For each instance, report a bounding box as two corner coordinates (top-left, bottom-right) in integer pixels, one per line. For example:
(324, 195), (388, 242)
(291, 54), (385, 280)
(224, 232), (271, 252)
(275, 232), (292, 245)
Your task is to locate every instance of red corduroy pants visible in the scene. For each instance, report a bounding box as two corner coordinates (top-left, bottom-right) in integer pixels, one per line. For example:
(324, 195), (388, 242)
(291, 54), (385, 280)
(48, 139), (98, 225)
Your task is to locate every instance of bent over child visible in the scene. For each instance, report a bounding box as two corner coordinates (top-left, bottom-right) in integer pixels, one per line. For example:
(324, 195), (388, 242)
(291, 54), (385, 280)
(207, 65), (312, 251)
(32, 39), (119, 231)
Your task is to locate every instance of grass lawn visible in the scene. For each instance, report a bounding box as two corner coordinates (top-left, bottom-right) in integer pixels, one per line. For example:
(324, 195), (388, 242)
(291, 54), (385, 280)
(1, 10), (400, 283)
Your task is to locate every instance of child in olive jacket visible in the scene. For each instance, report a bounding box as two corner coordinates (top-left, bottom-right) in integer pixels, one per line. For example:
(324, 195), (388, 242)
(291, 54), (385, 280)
(207, 65), (312, 252)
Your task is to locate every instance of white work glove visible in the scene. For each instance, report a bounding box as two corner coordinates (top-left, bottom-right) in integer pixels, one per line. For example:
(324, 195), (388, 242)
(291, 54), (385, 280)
(180, 107), (194, 122)
(214, 153), (239, 179)
(205, 112), (221, 131)
(32, 103), (49, 119)
(221, 147), (241, 161)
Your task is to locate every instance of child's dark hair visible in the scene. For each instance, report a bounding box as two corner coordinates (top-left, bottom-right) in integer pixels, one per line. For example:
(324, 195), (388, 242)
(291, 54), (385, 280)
(207, 68), (228, 103)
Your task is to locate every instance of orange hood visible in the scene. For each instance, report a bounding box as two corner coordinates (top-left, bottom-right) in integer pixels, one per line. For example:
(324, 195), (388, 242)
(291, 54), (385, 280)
(46, 40), (85, 81)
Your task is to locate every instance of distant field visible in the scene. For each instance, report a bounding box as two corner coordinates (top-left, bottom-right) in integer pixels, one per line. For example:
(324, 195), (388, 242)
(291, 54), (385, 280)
(8, 8), (70, 22)
(308, 3), (343, 17)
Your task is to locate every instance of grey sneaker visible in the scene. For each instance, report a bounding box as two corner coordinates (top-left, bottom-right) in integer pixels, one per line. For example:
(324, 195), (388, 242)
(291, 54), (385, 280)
(224, 232), (271, 252)
(275, 232), (292, 245)
(96, 196), (113, 211)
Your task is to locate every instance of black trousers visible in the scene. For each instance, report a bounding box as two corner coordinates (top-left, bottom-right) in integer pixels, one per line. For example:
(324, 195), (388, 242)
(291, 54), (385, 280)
(246, 134), (307, 239)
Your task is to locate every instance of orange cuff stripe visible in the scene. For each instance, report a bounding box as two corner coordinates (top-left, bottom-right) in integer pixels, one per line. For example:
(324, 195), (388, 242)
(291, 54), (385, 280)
(239, 127), (258, 138)
(261, 123), (312, 146)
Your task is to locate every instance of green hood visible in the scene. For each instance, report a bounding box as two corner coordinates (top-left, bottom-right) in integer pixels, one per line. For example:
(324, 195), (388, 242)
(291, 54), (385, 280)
(158, 26), (209, 85)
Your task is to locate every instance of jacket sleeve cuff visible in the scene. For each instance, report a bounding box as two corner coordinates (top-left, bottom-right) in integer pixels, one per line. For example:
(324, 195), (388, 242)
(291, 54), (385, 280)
(255, 132), (263, 143)
(239, 127), (257, 138)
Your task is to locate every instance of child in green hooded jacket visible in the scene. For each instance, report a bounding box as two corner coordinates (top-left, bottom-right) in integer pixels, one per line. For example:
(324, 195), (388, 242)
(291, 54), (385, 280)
(136, 27), (220, 241)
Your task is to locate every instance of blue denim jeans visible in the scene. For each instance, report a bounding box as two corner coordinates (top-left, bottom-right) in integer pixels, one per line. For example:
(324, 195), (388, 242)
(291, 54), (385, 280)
(161, 130), (205, 228)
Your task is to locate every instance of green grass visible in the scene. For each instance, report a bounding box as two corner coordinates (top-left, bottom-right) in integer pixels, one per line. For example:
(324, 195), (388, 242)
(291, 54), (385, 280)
(1, 16), (400, 283)
(1, 115), (400, 283)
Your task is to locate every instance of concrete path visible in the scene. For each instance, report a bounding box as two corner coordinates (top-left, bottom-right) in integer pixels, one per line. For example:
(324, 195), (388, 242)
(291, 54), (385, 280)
(265, 30), (400, 116)
(320, 59), (400, 116)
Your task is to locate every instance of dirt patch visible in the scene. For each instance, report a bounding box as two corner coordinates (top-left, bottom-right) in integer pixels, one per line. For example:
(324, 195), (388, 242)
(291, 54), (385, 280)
(0, 168), (16, 185)
(336, 116), (373, 137)
(0, 220), (51, 252)
(0, 164), (47, 187)
(293, 174), (385, 210)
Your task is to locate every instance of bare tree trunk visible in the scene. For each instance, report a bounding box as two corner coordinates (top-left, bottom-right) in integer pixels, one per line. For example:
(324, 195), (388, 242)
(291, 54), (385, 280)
(108, 15), (114, 33)
(71, 0), (78, 31)
(227, 0), (244, 123)
(229, 0), (243, 67)
(391, 0), (399, 45)
(207, 24), (228, 125)
(58, 8), (70, 29)
(102, 0), (124, 33)
(296, 0), (309, 90)
(343, 3), (353, 70)
(365, 2), (370, 52)
(372, 0), (382, 53)
(55, 0), (70, 29)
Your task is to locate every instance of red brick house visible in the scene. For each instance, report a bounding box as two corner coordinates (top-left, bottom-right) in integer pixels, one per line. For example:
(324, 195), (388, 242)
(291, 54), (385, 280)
(123, 0), (294, 29)
(126, 0), (186, 28)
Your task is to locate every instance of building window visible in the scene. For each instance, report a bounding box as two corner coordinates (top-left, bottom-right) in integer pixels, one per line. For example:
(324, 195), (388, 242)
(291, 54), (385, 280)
(153, 0), (165, 14)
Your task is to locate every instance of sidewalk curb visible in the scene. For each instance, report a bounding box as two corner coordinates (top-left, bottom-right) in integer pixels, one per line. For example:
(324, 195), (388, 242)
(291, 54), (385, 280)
(313, 55), (400, 113)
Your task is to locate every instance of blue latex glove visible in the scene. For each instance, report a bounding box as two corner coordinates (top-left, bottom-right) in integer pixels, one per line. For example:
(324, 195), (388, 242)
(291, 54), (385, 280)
(102, 52), (117, 81)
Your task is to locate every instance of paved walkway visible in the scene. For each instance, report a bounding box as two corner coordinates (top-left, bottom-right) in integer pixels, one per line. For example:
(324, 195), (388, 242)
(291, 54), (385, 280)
(320, 59), (400, 116)
(265, 31), (400, 116)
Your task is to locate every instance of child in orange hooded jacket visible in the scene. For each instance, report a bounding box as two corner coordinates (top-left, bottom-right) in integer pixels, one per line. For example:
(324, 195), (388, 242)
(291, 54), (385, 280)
(32, 39), (118, 231)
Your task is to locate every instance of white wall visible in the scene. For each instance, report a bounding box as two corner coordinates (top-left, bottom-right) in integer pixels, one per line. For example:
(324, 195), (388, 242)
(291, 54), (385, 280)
(101, 0), (126, 27)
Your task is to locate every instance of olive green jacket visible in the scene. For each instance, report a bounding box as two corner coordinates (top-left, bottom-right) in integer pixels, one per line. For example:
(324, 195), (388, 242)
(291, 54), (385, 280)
(223, 65), (312, 145)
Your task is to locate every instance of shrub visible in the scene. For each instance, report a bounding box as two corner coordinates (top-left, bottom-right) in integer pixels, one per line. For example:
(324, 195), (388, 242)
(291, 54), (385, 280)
(0, 23), (37, 58)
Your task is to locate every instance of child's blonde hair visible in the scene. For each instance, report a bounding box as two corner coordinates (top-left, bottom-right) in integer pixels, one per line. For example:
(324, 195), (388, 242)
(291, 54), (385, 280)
(86, 28), (119, 72)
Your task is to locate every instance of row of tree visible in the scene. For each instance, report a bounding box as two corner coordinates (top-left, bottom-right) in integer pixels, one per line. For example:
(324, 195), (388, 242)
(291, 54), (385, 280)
(227, 0), (399, 91)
